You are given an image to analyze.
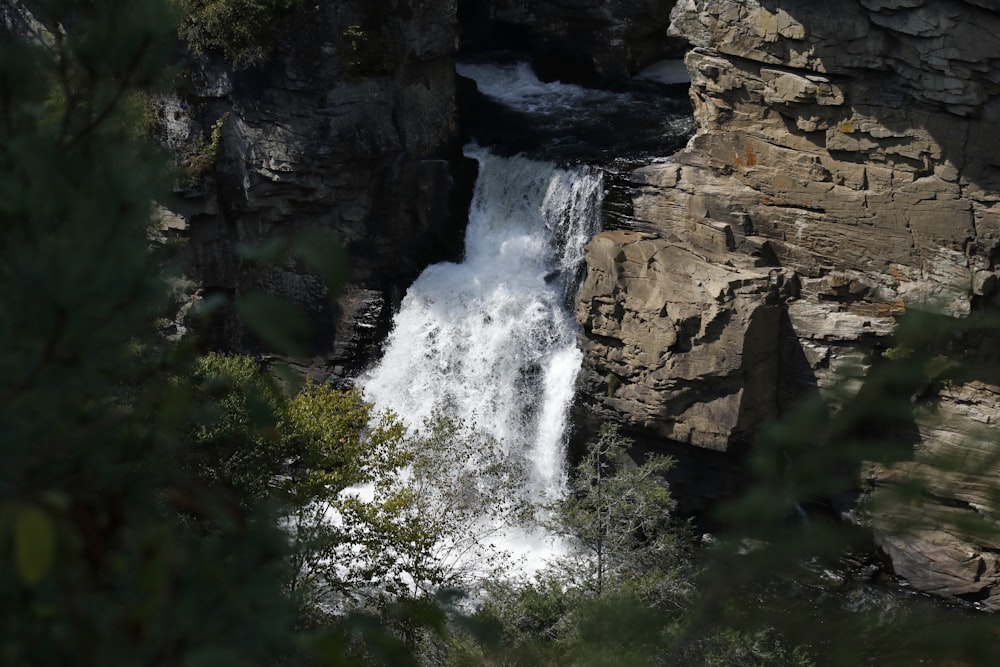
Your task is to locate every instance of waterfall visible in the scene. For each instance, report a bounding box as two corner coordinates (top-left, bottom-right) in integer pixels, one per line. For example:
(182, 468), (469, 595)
(360, 146), (603, 570)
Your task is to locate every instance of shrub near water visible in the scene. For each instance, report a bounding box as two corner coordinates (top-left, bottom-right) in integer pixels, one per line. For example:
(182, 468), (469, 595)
(438, 423), (815, 667)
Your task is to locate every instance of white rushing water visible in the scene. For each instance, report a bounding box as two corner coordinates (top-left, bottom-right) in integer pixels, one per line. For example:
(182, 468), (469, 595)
(360, 146), (603, 573)
(456, 59), (696, 164)
(457, 60), (603, 113)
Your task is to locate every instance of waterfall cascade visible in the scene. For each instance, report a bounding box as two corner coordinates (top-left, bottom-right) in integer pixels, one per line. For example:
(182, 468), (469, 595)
(358, 58), (690, 579)
(362, 147), (603, 502)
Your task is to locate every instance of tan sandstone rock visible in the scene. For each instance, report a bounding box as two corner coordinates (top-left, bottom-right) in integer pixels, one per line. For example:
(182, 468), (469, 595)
(577, 0), (1000, 607)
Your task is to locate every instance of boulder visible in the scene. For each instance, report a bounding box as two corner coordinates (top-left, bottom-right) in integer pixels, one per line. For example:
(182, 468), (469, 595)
(576, 230), (784, 450)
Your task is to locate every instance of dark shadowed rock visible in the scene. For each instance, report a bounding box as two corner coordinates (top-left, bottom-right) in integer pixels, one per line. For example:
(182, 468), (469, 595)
(160, 1), (473, 381)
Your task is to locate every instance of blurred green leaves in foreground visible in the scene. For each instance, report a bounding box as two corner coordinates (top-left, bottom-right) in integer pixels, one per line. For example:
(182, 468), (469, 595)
(5, 1), (1000, 666)
(694, 309), (1000, 667)
(0, 2), (297, 664)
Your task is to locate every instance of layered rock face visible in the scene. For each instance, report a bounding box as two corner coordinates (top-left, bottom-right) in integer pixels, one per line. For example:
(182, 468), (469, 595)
(458, 0), (686, 85)
(162, 1), (469, 379)
(576, 0), (1000, 605)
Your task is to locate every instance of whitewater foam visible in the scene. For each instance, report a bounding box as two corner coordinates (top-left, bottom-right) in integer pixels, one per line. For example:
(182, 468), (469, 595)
(360, 146), (603, 577)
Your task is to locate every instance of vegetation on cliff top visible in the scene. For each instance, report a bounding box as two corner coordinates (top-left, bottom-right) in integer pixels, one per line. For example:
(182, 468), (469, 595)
(176, 0), (303, 67)
(175, 0), (397, 75)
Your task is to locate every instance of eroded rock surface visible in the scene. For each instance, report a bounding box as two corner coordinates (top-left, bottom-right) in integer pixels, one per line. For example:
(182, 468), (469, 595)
(161, 1), (470, 381)
(577, 0), (1000, 606)
(576, 230), (782, 450)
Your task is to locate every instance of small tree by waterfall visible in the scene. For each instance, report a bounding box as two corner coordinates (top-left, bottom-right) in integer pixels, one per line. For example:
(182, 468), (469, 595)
(545, 423), (694, 606)
(173, 360), (532, 617)
(284, 402), (533, 614)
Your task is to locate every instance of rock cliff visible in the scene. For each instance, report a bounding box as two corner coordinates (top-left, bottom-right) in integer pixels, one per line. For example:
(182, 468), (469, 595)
(161, 0), (470, 380)
(576, 0), (1000, 607)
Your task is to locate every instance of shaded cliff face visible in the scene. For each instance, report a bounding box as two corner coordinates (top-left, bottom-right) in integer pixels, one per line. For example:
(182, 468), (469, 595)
(576, 0), (1000, 606)
(161, 0), (469, 380)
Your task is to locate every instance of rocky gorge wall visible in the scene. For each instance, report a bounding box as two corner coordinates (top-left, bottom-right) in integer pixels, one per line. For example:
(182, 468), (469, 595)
(160, 0), (470, 381)
(575, 0), (1000, 608)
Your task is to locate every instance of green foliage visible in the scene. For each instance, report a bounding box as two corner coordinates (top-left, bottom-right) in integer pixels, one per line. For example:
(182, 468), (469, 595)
(280, 382), (414, 610)
(433, 423), (821, 666)
(287, 410), (532, 612)
(176, 0), (302, 68)
(186, 352), (286, 506)
(1, 1), (171, 484)
(156, 348), (535, 632)
(466, 586), (673, 666)
(181, 111), (229, 183)
(181, 362), (534, 620)
(547, 423), (693, 604)
(1, 5), (174, 459)
(169, 361), (518, 657)
(448, 577), (817, 666)
(281, 382), (406, 498)
(0, 4), (302, 663)
(437, 424), (685, 665)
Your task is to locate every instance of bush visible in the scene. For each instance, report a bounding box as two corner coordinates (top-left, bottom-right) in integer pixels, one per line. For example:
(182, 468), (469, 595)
(180, 111), (229, 184)
(185, 352), (286, 506)
(547, 422), (694, 605)
(176, 0), (301, 68)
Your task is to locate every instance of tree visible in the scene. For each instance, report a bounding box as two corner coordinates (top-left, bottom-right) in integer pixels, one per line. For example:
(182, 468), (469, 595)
(285, 406), (532, 615)
(279, 381), (413, 615)
(186, 352), (288, 507)
(0, 3), (302, 664)
(547, 422), (693, 605)
(444, 423), (696, 665)
(175, 0), (303, 68)
(442, 422), (812, 667)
